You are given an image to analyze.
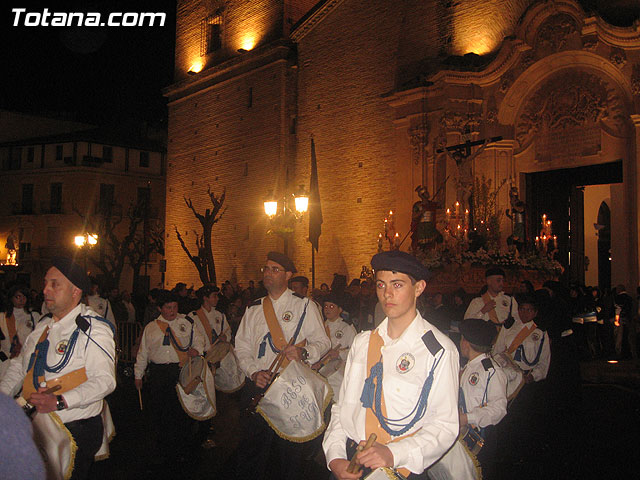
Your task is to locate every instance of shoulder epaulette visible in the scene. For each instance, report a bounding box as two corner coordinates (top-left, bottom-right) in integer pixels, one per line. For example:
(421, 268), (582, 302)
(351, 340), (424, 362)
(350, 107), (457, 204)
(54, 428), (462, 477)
(481, 357), (494, 371)
(249, 298), (262, 307)
(77, 313), (116, 335)
(292, 292), (305, 299)
(422, 330), (443, 356)
(184, 315), (194, 324)
(42, 312), (53, 319)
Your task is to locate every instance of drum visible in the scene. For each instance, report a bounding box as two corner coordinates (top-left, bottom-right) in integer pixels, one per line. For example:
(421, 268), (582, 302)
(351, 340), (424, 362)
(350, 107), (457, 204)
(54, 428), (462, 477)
(94, 400), (115, 461)
(363, 467), (408, 480)
(318, 357), (345, 401)
(256, 360), (332, 442)
(205, 340), (232, 365)
(16, 397), (75, 480)
(427, 440), (480, 480)
(491, 351), (524, 401)
(176, 356), (216, 420)
(459, 425), (484, 455)
(214, 348), (245, 393)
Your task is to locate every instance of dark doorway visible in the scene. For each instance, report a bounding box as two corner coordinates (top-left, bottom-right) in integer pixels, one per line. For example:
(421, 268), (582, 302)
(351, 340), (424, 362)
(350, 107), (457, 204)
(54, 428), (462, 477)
(524, 161), (622, 284)
(596, 202), (611, 290)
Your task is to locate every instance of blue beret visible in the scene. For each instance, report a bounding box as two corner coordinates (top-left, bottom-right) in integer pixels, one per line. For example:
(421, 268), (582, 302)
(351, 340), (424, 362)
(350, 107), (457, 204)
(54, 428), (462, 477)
(51, 257), (90, 294)
(485, 266), (506, 278)
(371, 251), (431, 281)
(460, 318), (497, 347)
(267, 251), (297, 273)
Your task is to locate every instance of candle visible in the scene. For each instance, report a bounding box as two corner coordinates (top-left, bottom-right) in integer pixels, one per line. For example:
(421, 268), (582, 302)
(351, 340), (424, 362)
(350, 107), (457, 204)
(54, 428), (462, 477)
(394, 232), (400, 248)
(553, 235), (557, 249)
(455, 201), (460, 216)
(535, 236), (540, 249)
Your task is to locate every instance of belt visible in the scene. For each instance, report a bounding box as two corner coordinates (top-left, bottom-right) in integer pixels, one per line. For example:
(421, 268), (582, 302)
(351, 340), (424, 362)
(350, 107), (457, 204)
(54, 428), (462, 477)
(65, 413), (102, 429)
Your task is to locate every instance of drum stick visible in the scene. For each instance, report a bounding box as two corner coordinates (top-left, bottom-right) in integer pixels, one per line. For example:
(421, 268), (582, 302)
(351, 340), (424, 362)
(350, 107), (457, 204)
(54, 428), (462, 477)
(138, 388), (143, 411)
(41, 385), (62, 395)
(346, 433), (377, 474)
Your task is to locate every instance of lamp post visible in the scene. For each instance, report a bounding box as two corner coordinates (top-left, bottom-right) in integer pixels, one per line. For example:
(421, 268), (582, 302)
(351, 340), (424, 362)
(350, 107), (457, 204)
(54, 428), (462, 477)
(263, 185), (309, 255)
(74, 233), (98, 272)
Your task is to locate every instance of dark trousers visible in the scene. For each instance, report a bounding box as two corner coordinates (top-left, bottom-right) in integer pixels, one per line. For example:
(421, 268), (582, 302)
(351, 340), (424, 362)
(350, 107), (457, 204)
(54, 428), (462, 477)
(65, 414), (103, 480)
(234, 383), (308, 480)
(147, 362), (194, 461)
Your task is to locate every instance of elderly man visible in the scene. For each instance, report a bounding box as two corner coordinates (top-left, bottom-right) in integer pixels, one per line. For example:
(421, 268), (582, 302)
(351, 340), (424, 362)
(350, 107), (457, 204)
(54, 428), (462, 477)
(323, 250), (459, 480)
(234, 251), (330, 480)
(0, 257), (116, 480)
(464, 267), (519, 327)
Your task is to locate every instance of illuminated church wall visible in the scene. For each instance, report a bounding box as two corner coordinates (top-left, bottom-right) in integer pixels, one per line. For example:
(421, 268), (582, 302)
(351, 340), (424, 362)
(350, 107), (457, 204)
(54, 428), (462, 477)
(166, 0), (640, 289)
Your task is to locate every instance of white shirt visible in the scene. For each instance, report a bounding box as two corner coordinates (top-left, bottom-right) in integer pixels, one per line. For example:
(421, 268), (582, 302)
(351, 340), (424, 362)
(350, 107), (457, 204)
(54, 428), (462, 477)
(0, 309), (40, 358)
(464, 292), (520, 324)
(124, 301), (136, 323)
(460, 354), (507, 428)
(0, 304), (116, 423)
(493, 319), (550, 382)
(87, 294), (116, 327)
(325, 318), (357, 362)
(191, 307), (232, 350)
(322, 313), (460, 474)
(235, 289), (330, 378)
(134, 314), (206, 379)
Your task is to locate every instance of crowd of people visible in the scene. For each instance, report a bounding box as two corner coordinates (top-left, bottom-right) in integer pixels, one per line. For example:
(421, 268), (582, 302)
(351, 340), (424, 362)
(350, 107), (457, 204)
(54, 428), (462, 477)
(0, 251), (637, 479)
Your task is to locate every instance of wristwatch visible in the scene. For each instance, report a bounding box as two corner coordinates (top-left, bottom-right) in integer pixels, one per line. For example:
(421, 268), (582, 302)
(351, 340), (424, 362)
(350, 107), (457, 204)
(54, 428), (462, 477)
(56, 395), (66, 411)
(300, 348), (309, 361)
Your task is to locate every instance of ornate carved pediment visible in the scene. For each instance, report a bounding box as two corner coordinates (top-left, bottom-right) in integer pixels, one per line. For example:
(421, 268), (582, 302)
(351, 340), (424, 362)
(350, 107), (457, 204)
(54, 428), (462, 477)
(534, 14), (580, 53)
(516, 71), (626, 161)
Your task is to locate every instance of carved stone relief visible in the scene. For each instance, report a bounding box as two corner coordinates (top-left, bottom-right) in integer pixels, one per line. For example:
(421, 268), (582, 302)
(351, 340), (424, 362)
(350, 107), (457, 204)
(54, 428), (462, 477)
(609, 48), (627, 69)
(439, 111), (481, 135)
(535, 14), (579, 53)
(632, 64), (640, 97)
(409, 125), (429, 166)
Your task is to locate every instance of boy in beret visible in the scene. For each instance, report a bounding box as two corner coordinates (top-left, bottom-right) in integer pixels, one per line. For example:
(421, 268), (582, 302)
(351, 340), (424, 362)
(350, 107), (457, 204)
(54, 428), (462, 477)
(429, 318), (507, 479)
(464, 267), (520, 327)
(323, 250), (459, 479)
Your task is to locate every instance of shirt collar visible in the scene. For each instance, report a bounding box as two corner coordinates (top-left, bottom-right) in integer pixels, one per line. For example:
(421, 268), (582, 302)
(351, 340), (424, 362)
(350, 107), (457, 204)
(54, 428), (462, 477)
(378, 312), (423, 347)
(51, 303), (83, 328)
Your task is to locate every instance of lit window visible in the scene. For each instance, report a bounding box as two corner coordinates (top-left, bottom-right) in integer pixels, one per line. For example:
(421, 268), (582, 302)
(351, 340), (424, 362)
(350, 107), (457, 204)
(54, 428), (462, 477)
(201, 12), (222, 55)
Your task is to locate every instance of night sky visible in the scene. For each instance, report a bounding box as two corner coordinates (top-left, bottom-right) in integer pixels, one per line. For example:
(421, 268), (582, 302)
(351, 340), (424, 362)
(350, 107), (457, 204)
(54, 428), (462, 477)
(0, 0), (177, 127)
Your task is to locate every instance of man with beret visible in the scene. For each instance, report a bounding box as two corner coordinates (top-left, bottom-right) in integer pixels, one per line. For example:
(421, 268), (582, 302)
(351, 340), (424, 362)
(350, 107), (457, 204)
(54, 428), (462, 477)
(323, 250), (459, 479)
(0, 257), (116, 480)
(464, 266), (520, 327)
(134, 290), (206, 467)
(234, 251), (330, 479)
(429, 319), (507, 479)
(312, 292), (357, 400)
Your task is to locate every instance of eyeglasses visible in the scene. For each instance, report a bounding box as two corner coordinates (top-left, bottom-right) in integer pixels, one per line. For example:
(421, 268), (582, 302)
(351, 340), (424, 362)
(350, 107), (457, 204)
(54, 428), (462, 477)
(261, 266), (282, 273)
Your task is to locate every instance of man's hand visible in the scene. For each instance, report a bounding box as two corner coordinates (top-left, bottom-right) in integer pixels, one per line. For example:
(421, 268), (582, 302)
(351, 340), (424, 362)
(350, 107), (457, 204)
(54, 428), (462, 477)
(29, 387), (60, 414)
(251, 370), (273, 389)
(481, 299), (496, 314)
(357, 442), (394, 470)
(328, 459), (362, 480)
(135, 378), (143, 390)
(283, 345), (303, 362)
(187, 348), (199, 357)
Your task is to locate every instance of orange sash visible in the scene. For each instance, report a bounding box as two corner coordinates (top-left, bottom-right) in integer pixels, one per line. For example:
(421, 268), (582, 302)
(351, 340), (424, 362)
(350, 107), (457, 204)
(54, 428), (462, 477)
(22, 327), (88, 399)
(364, 330), (413, 478)
(156, 320), (189, 366)
(507, 322), (538, 355)
(262, 297), (306, 370)
(195, 308), (214, 344)
(481, 292), (500, 324)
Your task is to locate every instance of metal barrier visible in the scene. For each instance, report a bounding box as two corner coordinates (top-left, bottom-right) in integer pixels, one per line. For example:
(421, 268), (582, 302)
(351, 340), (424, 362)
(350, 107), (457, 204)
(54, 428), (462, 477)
(117, 322), (142, 365)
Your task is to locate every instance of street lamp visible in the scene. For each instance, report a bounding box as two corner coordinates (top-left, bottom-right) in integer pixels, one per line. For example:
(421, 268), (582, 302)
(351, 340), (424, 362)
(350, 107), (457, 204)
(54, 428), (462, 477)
(263, 186), (309, 254)
(74, 232), (98, 271)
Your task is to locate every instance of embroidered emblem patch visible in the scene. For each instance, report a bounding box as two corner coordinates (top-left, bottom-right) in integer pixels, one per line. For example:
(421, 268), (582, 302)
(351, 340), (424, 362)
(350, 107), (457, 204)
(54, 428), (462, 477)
(179, 323), (187, 333)
(27, 320), (33, 329)
(469, 372), (480, 386)
(396, 353), (415, 374)
(335, 330), (344, 339)
(531, 332), (540, 341)
(56, 340), (68, 355)
(502, 299), (508, 307)
(282, 311), (293, 322)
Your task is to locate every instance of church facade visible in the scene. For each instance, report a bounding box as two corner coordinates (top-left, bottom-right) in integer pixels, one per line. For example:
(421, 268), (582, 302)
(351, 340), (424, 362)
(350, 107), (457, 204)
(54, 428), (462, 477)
(164, 0), (640, 291)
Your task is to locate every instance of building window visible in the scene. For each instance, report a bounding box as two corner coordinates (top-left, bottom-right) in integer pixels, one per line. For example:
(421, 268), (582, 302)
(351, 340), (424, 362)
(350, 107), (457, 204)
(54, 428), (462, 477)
(27, 147), (34, 163)
(139, 151), (149, 168)
(99, 183), (115, 215)
(201, 13), (222, 55)
(10, 148), (22, 170)
(50, 183), (62, 214)
(103, 146), (113, 163)
(47, 227), (60, 246)
(55, 145), (63, 161)
(21, 184), (34, 214)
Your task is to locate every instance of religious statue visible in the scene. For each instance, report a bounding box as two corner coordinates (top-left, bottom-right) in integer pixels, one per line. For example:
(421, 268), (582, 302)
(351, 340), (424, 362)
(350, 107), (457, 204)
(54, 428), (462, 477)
(505, 186), (526, 252)
(443, 139), (490, 218)
(411, 185), (443, 251)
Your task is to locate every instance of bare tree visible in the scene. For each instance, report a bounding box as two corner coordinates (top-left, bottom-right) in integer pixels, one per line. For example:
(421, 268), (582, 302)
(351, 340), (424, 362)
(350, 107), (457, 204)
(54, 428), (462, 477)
(175, 186), (226, 285)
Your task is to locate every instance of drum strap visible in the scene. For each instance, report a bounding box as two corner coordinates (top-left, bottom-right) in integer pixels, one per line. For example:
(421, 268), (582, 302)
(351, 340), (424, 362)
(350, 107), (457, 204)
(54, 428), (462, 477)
(259, 298), (308, 369)
(156, 320), (190, 366)
(481, 293), (500, 325)
(514, 333), (545, 367)
(22, 326), (87, 398)
(506, 323), (537, 355)
(361, 329), (441, 478)
(196, 308), (217, 344)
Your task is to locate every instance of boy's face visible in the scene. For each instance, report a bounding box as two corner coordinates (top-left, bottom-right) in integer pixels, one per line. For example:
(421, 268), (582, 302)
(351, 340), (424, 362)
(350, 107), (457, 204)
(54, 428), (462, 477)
(375, 270), (425, 321)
